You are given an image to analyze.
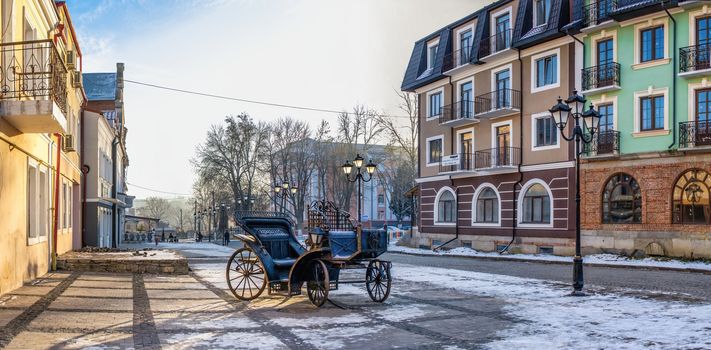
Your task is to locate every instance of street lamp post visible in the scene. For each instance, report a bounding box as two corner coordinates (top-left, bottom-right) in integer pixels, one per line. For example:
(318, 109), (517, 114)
(342, 154), (377, 222)
(548, 90), (601, 296)
(273, 181), (298, 215)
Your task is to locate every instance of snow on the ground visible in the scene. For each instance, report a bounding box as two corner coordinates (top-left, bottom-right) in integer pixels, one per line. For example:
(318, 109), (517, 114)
(395, 263), (711, 350)
(389, 243), (711, 271)
(153, 242), (235, 257)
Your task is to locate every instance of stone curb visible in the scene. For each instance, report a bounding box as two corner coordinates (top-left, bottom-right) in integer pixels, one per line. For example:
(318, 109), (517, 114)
(389, 251), (711, 275)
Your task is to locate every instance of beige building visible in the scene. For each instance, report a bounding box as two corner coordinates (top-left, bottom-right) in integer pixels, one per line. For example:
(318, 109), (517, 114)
(0, 1), (85, 294)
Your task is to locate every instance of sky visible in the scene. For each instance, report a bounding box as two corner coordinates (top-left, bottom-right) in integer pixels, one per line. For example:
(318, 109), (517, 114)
(66, 0), (486, 199)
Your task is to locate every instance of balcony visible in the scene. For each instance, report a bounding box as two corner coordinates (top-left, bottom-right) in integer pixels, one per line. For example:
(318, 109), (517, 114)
(0, 40), (68, 134)
(473, 147), (520, 170)
(473, 89), (520, 119)
(478, 29), (512, 59)
(581, 62), (621, 94)
(583, 130), (620, 158)
(438, 152), (475, 173)
(580, 0), (617, 30)
(443, 47), (472, 72)
(439, 100), (479, 126)
(679, 44), (711, 78)
(680, 121), (711, 150)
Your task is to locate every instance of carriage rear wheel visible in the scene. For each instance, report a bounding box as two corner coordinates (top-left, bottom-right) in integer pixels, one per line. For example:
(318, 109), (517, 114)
(226, 247), (266, 301)
(366, 260), (391, 302)
(306, 259), (329, 307)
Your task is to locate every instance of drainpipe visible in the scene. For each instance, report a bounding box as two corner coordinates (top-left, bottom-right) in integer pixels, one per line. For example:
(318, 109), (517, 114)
(111, 137), (119, 248)
(51, 133), (62, 270)
(662, 2), (677, 149)
(500, 49), (525, 254)
(80, 110), (86, 247)
(435, 178), (458, 251)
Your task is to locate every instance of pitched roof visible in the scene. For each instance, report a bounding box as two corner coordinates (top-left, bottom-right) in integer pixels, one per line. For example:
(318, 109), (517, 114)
(83, 73), (117, 101)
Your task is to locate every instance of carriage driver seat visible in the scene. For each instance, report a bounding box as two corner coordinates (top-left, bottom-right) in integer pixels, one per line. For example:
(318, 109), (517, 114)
(245, 218), (305, 268)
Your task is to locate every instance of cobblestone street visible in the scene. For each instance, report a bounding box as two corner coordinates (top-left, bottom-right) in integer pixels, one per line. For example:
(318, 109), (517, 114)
(1, 242), (710, 349)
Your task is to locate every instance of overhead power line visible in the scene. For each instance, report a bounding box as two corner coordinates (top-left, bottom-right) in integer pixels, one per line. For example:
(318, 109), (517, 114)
(127, 182), (192, 196)
(124, 79), (417, 119)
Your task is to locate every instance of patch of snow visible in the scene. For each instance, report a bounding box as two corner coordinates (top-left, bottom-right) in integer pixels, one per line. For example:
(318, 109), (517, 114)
(395, 264), (711, 350)
(269, 314), (369, 328)
(389, 243), (711, 271)
(161, 332), (287, 350)
(292, 325), (388, 349)
(371, 303), (430, 322)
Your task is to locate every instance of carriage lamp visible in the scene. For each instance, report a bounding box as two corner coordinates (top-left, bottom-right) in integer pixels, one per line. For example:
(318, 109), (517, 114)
(290, 186), (298, 194)
(353, 154), (364, 168)
(308, 229), (324, 247)
(342, 160), (353, 175)
(274, 186), (281, 193)
(366, 160), (377, 174)
(548, 90), (601, 296)
(282, 182), (290, 189)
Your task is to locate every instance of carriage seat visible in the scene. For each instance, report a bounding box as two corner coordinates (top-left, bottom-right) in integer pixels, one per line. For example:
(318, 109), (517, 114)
(272, 258), (297, 267)
(329, 230), (357, 240)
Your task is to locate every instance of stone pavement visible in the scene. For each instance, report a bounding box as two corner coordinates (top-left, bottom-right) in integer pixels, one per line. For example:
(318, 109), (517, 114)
(0, 243), (514, 349)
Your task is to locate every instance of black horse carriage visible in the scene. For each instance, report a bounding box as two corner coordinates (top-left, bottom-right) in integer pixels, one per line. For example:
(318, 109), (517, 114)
(226, 200), (392, 307)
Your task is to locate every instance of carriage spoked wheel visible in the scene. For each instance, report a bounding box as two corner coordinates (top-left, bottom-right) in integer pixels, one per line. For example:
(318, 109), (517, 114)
(226, 248), (266, 301)
(366, 260), (391, 302)
(306, 259), (329, 307)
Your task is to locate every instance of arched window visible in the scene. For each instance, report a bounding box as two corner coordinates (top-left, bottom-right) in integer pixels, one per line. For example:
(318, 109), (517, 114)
(602, 173), (642, 224)
(436, 189), (456, 223)
(521, 183), (551, 224)
(672, 169), (711, 224)
(475, 186), (499, 223)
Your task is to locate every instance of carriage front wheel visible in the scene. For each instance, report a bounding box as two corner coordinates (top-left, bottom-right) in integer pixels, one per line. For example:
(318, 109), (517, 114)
(366, 260), (391, 302)
(226, 247), (267, 301)
(306, 259), (329, 307)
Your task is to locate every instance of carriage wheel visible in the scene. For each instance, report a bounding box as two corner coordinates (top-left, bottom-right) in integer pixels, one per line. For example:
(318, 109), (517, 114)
(306, 260), (329, 307)
(366, 260), (391, 302)
(226, 248), (266, 301)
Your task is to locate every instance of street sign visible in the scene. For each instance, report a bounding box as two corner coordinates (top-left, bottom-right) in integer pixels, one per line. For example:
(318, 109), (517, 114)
(361, 214), (369, 222)
(441, 154), (460, 166)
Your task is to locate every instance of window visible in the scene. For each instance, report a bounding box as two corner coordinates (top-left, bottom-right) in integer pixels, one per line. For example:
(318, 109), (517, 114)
(377, 194), (385, 205)
(598, 103), (614, 132)
(63, 182), (68, 229)
(428, 137), (442, 164)
(459, 29), (472, 64)
(28, 164), (38, 240)
(495, 13), (511, 51)
(672, 169), (710, 224)
(534, 0), (551, 27)
(640, 26), (664, 62)
(521, 183), (551, 224)
(429, 92), (442, 118)
(475, 187), (499, 223)
(428, 44), (438, 70)
(535, 115), (558, 147)
(436, 189), (456, 223)
(535, 54), (558, 88)
(640, 95), (664, 131)
(602, 173), (642, 224)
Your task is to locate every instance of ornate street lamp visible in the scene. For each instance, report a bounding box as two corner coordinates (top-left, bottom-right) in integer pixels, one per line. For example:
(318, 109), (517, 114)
(549, 90), (601, 296)
(343, 154), (377, 223)
(272, 180), (298, 215)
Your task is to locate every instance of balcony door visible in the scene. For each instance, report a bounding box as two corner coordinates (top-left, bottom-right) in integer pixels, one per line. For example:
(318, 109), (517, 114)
(459, 29), (472, 66)
(697, 16), (711, 70)
(459, 132), (473, 170)
(495, 125), (510, 166)
(460, 82), (472, 118)
(596, 39), (614, 87)
(597, 104), (615, 154)
(495, 14), (510, 52)
(696, 89), (711, 146)
(495, 69), (510, 109)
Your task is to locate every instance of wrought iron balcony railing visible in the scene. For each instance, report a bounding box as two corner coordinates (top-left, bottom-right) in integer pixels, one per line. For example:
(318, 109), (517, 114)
(0, 40), (67, 114)
(581, 0), (617, 27)
(680, 44), (711, 73)
(443, 47), (472, 72)
(680, 121), (711, 148)
(478, 29), (512, 58)
(439, 100), (475, 124)
(583, 130), (620, 156)
(474, 89), (521, 115)
(582, 62), (620, 91)
(474, 147), (520, 169)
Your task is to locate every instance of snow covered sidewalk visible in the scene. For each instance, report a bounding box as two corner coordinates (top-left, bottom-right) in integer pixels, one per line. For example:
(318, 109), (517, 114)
(389, 244), (711, 273)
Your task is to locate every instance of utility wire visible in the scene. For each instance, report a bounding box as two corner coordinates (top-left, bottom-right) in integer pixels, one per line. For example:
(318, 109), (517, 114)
(127, 182), (192, 196)
(124, 79), (417, 119)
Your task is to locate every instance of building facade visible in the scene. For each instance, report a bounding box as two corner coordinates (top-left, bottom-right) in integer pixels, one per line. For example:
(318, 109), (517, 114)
(572, 0), (711, 258)
(0, 0), (85, 294)
(402, 0), (580, 254)
(82, 64), (132, 248)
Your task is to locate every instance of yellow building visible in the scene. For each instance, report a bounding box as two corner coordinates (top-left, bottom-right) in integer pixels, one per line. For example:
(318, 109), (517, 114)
(0, 0), (85, 295)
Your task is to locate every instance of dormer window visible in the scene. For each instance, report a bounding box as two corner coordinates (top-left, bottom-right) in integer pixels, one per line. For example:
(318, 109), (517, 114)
(428, 43), (439, 70)
(534, 0), (551, 27)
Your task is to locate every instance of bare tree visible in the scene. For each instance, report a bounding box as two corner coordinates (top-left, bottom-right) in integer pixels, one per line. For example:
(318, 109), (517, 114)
(376, 90), (418, 172)
(142, 197), (172, 222)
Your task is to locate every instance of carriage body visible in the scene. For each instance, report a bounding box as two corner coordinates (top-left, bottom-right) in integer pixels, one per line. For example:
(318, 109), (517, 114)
(227, 203), (392, 307)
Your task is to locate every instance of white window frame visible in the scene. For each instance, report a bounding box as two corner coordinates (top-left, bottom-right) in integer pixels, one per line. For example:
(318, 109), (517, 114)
(455, 128), (475, 155)
(517, 178), (554, 228)
(490, 63), (513, 94)
(588, 94), (618, 131)
(491, 119), (513, 150)
(632, 17), (670, 69)
(531, 111), (560, 151)
(632, 86), (670, 137)
(455, 23), (475, 55)
(590, 29), (618, 67)
(471, 183), (501, 227)
(426, 134), (444, 167)
(689, 7), (711, 46)
(426, 87), (444, 121)
(427, 39), (440, 70)
(530, 48), (560, 93)
(489, 6), (513, 56)
(533, 0), (550, 28)
(688, 80), (711, 124)
(456, 77), (474, 103)
(434, 187), (457, 226)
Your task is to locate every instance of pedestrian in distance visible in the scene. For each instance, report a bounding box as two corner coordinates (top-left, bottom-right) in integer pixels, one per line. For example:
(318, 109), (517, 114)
(154, 231), (159, 246)
(223, 230), (230, 246)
